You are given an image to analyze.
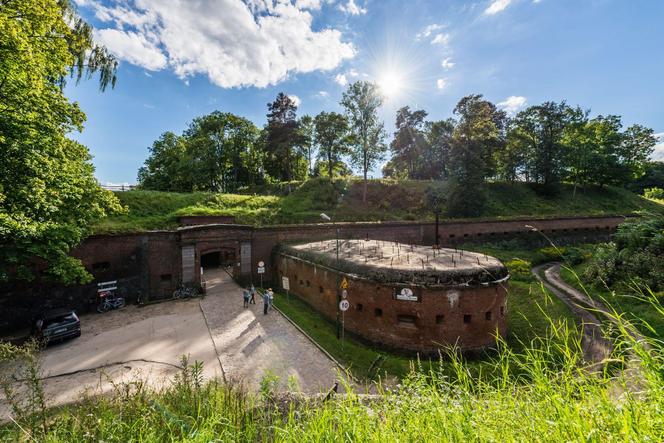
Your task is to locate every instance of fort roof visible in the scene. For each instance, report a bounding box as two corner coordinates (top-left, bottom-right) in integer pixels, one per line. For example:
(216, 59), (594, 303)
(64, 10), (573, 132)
(277, 239), (509, 287)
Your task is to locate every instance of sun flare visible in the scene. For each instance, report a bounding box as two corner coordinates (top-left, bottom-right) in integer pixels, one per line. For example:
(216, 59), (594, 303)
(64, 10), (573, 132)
(377, 71), (404, 100)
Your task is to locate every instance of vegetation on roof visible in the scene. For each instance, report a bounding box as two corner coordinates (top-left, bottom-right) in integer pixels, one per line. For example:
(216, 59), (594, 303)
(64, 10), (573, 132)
(91, 178), (664, 234)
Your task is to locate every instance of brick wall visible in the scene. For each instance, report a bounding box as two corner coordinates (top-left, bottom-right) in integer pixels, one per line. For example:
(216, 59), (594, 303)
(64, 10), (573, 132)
(275, 253), (508, 353)
(0, 215), (625, 333)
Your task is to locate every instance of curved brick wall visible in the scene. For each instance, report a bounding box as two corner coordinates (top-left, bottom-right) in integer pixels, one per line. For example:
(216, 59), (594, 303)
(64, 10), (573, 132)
(275, 252), (508, 353)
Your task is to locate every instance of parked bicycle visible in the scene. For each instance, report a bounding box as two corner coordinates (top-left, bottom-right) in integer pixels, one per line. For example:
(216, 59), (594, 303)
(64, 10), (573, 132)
(97, 291), (126, 313)
(172, 285), (199, 300)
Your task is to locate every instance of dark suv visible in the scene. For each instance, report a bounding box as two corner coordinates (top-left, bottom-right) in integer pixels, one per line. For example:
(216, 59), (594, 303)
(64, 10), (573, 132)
(33, 309), (81, 345)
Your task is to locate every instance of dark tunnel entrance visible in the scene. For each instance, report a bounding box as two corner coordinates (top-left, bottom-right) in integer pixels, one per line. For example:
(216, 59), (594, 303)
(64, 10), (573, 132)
(201, 248), (236, 271)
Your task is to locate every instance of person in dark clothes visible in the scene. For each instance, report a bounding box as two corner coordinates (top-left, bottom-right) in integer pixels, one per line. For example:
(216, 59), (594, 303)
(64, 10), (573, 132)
(263, 289), (271, 315)
(250, 284), (256, 304)
(243, 288), (250, 308)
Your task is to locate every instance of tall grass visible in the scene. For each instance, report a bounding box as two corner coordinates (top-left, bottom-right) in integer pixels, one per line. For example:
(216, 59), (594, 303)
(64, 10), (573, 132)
(2, 283), (664, 441)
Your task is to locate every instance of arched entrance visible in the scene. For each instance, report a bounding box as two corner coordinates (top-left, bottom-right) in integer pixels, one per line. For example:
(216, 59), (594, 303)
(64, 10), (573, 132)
(201, 248), (236, 272)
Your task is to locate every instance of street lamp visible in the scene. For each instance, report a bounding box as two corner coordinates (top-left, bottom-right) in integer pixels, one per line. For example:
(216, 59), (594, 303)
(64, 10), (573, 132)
(321, 213), (341, 339)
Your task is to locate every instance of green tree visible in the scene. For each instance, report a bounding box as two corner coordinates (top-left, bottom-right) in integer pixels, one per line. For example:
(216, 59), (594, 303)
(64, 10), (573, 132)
(184, 112), (260, 192)
(137, 132), (188, 191)
(313, 112), (351, 179)
(297, 115), (316, 177)
(340, 81), (386, 203)
(423, 119), (455, 179)
(510, 102), (571, 192)
(0, 0), (121, 283)
(389, 107), (429, 179)
(447, 95), (505, 217)
(264, 93), (306, 181)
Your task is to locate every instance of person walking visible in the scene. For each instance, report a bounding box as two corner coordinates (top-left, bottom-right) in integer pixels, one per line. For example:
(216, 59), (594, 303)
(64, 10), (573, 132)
(262, 290), (271, 315)
(243, 288), (250, 308)
(267, 288), (274, 311)
(250, 284), (256, 304)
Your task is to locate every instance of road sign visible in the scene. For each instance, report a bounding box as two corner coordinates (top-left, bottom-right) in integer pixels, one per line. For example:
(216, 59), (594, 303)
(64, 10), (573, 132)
(258, 261), (265, 267)
(341, 289), (348, 299)
(340, 277), (349, 289)
(282, 276), (290, 290)
(339, 300), (350, 311)
(257, 266), (265, 274)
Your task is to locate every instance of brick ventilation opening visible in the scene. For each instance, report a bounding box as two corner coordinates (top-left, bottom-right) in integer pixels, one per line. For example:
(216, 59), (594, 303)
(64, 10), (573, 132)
(92, 262), (111, 271)
(356, 303), (364, 311)
(306, 280), (310, 287)
(436, 315), (444, 325)
(500, 306), (505, 316)
(319, 286), (324, 294)
(397, 314), (417, 325)
(374, 308), (383, 317)
(160, 274), (172, 282)
(485, 311), (492, 321)
(463, 314), (472, 324)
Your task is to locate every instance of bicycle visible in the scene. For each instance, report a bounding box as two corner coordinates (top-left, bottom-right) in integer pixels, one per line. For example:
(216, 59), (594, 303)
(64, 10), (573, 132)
(97, 291), (126, 313)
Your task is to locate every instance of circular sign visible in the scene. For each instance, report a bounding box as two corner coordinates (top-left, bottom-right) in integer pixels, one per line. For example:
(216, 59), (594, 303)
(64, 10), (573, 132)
(258, 261), (265, 267)
(341, 289), (348, 299)
(339, 300), (350, 311)
(401, 288), (414, 297)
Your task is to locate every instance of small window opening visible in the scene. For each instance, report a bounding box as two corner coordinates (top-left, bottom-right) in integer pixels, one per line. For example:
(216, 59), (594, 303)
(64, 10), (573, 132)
(397, 314), (417, 325)
(356, 303), (363, 312)
(374, 308), (383, 317)
(485, 311), (492, 321)
(160, 274), (172, 282)
(463, 314), (472, 324)
(436, 315), (444, 325)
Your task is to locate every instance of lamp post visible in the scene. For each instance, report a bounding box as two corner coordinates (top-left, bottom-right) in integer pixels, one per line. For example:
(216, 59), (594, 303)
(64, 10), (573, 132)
(321, 213), (341, 339)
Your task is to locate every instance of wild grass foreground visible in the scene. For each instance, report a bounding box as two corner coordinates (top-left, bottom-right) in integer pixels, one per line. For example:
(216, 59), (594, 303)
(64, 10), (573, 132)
(2, 301), (664, 442)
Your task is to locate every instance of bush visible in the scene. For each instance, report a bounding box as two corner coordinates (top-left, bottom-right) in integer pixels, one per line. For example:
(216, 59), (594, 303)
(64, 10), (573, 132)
(505, 259), (532, 280)
(644, 187), (664, 200)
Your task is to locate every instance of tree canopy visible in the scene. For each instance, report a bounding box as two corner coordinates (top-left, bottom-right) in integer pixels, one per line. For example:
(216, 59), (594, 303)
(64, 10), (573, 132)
(0, 0), (121, 284)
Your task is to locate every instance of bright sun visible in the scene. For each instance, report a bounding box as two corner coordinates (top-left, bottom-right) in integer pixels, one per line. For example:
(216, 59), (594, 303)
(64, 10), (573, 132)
(377, 71), (403, 100)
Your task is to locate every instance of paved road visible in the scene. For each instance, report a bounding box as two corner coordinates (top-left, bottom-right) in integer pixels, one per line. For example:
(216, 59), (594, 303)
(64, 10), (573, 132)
(201, 268), (340, 393)
(1, 268), (340, 420)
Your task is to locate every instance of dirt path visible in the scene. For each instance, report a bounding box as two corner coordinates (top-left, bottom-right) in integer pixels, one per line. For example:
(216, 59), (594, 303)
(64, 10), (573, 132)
(532, 263), (613, 364)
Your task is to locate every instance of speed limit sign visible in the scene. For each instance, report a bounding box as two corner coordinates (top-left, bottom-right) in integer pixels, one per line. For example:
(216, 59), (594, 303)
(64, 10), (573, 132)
(339, 300), (350, 311)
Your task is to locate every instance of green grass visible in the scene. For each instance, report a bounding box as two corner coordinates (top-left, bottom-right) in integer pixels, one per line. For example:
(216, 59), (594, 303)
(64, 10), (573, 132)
(93, 179), (664, 233)
(3, 296), (663, 441)
(559, 259), (664, 338)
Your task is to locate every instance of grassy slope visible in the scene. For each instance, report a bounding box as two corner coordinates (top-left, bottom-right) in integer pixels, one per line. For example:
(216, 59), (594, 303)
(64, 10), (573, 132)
(93, 179), (664, 234)
(559, 258), (664, 338)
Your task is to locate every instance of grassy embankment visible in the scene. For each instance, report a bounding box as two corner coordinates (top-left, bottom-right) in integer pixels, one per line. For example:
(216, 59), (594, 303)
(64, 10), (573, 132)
(93, 178), (664, 234)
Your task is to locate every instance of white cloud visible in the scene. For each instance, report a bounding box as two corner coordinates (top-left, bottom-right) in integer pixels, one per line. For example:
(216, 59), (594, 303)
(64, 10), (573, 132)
(81, 0), (355, 88)
(485, 0), (512, 15)
(288, 94), (302, 107)
(95, 28), (167, 70)
(317, 90), (329, 98)
(296, 0), (322, 9)
(338, 0), (367, 15)
(441, 57), (455, 69)
(497, 95), (527, 115)
(436, 78), (448, 90)
(335, 73), (348, 86)
(416, 24), (444, 40)
(653, 133), (664, 161)
(431, 33), (450, 46)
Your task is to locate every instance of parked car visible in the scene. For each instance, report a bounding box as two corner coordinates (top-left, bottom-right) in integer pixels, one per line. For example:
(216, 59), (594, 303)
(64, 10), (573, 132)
(33, 308), (81, 345)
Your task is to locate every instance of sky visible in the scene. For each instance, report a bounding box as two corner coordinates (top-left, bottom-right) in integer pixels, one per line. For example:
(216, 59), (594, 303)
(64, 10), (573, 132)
(67, 0), (664, 185)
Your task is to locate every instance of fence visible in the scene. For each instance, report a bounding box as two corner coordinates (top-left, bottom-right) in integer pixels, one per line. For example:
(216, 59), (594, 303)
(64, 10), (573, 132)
(101, 184), (137, 191)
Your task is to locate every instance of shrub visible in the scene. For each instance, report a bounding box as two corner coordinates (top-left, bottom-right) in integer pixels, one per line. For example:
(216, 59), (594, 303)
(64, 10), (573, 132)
(505, 259), (532, 280)
(644, 187), (664, 200)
